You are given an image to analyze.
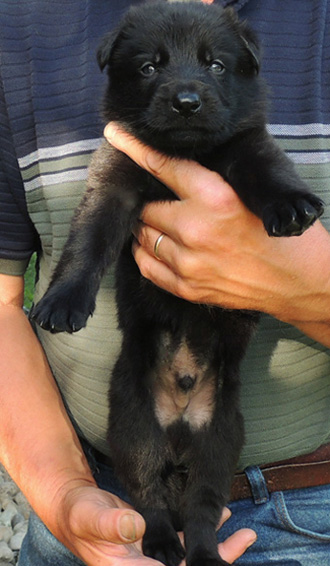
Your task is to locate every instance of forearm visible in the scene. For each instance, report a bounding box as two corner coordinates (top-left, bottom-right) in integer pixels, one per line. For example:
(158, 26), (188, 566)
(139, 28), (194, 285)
(292, 321), (330, 347)
(0, 302), (96, 539)
(258, 222), (330, 328)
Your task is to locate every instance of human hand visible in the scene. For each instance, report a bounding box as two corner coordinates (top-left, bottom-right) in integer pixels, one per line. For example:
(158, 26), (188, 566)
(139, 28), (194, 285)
(104, 123), (330, 328)
(55, 484), (256, 565)
(54, 483), (146, 566)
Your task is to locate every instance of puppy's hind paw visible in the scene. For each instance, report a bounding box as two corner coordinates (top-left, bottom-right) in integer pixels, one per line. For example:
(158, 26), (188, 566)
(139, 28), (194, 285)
(263, 193), (324, 237)
(143, 532), (185, 566)
(188, 553), (230, 566)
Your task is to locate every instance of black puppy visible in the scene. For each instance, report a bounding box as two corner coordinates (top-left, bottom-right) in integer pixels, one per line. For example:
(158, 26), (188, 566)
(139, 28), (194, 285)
(32, 3), (324, 566)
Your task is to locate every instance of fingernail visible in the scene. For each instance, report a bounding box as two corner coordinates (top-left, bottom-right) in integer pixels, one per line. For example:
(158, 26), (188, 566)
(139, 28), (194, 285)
(222, 507), (232, 521)
(119, 513), (139, 541)
(104, 122), (119, 143)
(247, 533), (257, 548)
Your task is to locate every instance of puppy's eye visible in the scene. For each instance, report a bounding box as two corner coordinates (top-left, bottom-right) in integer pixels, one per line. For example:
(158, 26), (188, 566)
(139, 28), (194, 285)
(209, 60), (226, 75)
(140, 62), (156, 77)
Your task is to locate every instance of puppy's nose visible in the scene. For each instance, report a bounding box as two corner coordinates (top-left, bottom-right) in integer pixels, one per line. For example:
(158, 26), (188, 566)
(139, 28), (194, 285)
(172, 92), (202, 117)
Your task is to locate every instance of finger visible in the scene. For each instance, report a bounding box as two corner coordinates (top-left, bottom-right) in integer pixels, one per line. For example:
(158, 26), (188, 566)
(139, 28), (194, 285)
(104, 122), (220, 200)
(98, 509), (146, 544)
(133, 223), (175, 264)
(219, 507), (232, 527)
(79, 500), (146, 545)
(140, 200), (185, 241)
(218, 529), (257, 564)
(132, 239), (183, 297)
(135, 225), (167, 261)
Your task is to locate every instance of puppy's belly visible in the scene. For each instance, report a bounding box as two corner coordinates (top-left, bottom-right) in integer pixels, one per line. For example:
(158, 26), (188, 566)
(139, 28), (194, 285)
(150, 331), (217, 430)
(154, 382), (216, 430)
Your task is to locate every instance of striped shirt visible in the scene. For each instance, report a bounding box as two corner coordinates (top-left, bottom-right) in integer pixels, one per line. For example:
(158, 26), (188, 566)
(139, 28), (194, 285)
(0, 0), (329, 467)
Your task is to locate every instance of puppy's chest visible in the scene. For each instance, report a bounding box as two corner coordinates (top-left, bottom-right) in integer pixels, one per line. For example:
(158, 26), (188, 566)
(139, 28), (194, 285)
(149, 332), (217, 431)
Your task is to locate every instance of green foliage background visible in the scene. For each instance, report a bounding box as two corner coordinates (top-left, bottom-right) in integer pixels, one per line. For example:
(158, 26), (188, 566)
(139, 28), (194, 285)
(24, 253), (37, 310)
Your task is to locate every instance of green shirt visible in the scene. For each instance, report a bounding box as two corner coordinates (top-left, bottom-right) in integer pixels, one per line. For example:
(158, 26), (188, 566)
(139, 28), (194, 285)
(0, 0), (329, 469)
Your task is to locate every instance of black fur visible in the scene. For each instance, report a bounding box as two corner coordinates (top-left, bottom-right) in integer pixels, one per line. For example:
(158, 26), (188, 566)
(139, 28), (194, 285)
(32, 3), (324, 566)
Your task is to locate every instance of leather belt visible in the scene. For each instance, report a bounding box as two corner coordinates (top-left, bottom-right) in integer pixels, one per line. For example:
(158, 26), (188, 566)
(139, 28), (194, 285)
(230, 443), (330, 501)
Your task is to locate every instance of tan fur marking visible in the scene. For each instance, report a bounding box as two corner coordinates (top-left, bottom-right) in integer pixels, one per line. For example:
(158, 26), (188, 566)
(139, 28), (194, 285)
(151, 333), (217, 430)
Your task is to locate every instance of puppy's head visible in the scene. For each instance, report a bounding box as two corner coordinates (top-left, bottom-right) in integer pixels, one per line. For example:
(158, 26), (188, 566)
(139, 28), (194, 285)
(98, 1), (266, 157)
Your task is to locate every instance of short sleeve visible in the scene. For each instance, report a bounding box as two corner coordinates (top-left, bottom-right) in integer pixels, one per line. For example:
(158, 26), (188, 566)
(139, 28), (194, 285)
(0, 70), (40, 275)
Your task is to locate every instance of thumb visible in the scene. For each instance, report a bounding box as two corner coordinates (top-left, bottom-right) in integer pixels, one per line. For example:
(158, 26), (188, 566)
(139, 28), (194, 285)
(218, 528), (257, 564)
(69, 488), (146, 545)
(93, 508), (146, 544)
(104, 122), (213, 201)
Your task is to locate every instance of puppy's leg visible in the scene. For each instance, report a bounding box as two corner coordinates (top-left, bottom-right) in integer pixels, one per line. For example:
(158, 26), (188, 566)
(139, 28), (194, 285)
(142, 508), (185, 566)
(109, 327), (185, 566)
(221, 129), (324, 237)
(32, 181), (142, 333)
(182, 418), (243, 566)
(182, 351), (245, 566)
(32, 143), (147, 333)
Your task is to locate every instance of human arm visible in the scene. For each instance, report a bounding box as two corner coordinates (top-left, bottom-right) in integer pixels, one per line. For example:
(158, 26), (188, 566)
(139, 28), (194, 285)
(0, 272), (256, 565)
(0, 273), (147, 564)
(104, 124), (330, 348)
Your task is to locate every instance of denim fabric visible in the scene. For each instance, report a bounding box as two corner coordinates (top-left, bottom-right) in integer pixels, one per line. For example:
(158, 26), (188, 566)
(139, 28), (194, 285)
(18, 454), (330, 566)
(218, 466), (330, 565)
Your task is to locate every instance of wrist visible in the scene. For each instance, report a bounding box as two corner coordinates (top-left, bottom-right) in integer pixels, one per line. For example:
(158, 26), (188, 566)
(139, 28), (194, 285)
(7, 434), (98, 548)
(27, 439), (98, 542)
(264, 222), (330, 325)
(288, 320), (330, 348)
(50, 478), (98, 551)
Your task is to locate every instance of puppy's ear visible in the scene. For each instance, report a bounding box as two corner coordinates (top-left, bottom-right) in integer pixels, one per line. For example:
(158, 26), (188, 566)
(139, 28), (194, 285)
(97, 7), (136, 72)
(224, 7), (261, 75)
(239, 32), (260, 75)
(97, 30), (118, 71)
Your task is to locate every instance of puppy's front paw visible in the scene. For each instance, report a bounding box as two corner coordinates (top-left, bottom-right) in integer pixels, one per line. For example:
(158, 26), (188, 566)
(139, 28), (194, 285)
(188, 552), (230, 566)
(143, 530), (185, 566)
(263, 193), (324, 237)
(31, 282), (95, 333)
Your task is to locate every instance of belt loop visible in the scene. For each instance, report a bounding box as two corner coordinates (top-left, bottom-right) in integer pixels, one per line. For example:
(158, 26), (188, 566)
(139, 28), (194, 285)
(244, 465), (270, 505)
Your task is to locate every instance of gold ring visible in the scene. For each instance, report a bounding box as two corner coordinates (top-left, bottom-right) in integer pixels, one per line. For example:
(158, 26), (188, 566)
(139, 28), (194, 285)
(154, 233), (165, 260)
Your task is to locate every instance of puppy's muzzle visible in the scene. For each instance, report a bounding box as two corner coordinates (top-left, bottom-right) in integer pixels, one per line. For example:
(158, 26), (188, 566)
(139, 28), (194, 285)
(172, 91), (202, 117)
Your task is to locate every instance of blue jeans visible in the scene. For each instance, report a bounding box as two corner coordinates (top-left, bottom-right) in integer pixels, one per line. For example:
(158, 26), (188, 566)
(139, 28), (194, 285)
(18, 447), (330, 566)
(219, 466), (330, 565)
